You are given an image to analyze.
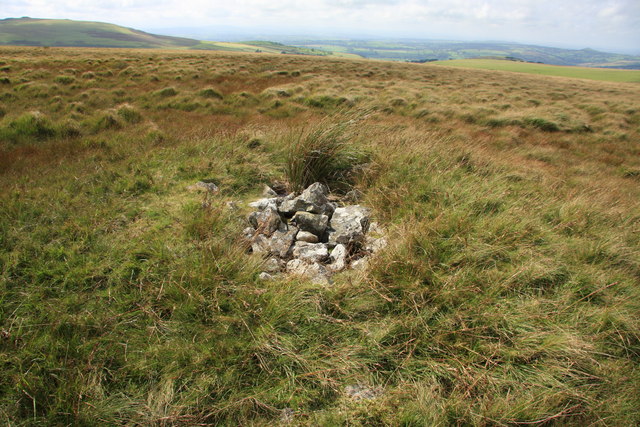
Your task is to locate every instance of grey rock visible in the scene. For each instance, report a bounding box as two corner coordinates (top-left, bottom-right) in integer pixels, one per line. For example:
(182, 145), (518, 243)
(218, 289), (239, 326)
(268, 226), (298, 258)
(279, 197), (309, 215)
(280, 182), (333, 215)
(301, 182), (330, 207)
(291, 211), (329, 236)
(351, 256), (369, 271)
(368, 221), (385, 236)
(344, 189), (363, 202)
(327, 205), (371, 245)
(247, 212), (259, 228)
(286, 259), (330, 284)
(365, 235), (388, 254)
(248, 207), (282, 235)
(296, 231), (319, 243)
(292, 242), (329, 263)
(270, 181), (288, 196)
(328, 243), (348, 272)
(345, 384), (380, 401)
(188, 181), (219, 193)
(280, 408), (295, 424)
(258, 272), (274, 281)
(251, 234), (270, 255)
(226, 201), (239, 211)
(248, 197), (278, 211)
(262, 184), (278, 197)
(243, 226), (255, 239)
(263, 257), (284, 273)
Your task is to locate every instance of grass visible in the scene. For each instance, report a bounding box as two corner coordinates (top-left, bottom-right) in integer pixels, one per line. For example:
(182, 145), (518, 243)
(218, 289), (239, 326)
(432, 59), (640, 83)
(0, 45), (639, 425)
(282, 116), (368, 192)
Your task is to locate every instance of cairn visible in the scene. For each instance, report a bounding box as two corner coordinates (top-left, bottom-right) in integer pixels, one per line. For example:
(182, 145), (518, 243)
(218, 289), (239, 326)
(243, 183), (386, 284)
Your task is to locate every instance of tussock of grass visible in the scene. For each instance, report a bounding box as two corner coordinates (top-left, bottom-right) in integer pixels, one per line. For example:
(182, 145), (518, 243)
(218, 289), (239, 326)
(154, 86), (178, 97)
(198, 87), (223, 99)
(53, 75), (75, 85)
(524, 117), (561, 132)
(282, 117), (369, 192)
(116, 103), (142, 124)
(0, 111), (57, 144)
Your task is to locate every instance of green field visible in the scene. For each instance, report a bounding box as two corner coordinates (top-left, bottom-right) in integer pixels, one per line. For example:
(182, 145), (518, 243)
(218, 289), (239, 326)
(432, 59), (640, 83)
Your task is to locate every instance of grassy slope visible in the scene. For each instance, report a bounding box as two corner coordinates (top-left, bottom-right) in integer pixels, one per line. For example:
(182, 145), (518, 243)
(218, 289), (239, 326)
(1, 46), (639, 425)
(433, 59), (640, 83)
(0, 18), (330, 56)
(0, 18), (199, 48)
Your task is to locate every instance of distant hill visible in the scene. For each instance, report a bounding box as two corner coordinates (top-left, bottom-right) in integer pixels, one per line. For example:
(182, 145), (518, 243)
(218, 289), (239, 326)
(0, 17), (202, 49)
(0, 17), (327, 55)
(281, 39), (640, 69)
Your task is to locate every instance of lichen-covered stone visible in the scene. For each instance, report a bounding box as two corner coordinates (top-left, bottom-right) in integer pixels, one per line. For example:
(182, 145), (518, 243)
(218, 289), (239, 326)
(258, 272), (274, 281)
(345, 384), (380, 401)
(291, 211), (329, 236)
(263, 257), (284, 273)
(188, 181), (219, 193)
(327, 205), (371, 245)
(248, 198), (278, 211)
(365, 235), (388, 254)
(279, 182), (333, 215)
(328, 243), (348, 271)
(248, 206), (282, 235)
(251, 234), (270, 255)
(351, 256), (370, 271)
(286, 259), (330, 284)
(292, 242), (329, 263)
(268, 226), (298, 258)
(262, 185), (278, 197)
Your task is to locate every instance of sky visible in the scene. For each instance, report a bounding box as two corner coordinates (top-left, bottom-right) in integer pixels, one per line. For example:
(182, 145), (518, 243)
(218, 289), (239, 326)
(2, 0), (639, 53)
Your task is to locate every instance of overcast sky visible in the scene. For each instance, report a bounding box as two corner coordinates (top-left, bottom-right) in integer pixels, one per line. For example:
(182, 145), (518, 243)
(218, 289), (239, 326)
(2, 0), (639, 53)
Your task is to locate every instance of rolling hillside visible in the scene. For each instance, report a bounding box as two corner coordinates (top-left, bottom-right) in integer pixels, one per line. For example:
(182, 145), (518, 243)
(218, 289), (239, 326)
(283, 39), (640, 69)
(0, 17), (200, 48)
(0, 17), (326, 55)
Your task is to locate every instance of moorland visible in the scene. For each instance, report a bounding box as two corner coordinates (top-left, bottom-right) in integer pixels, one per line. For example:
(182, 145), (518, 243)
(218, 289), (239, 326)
(1, 46), (639, 425)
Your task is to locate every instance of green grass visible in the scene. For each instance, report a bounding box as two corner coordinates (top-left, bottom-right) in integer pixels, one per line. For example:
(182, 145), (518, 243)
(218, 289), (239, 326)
(282, 117), (369, 192)
(1, 46), (639, 425)
(432, 59), (640, 83)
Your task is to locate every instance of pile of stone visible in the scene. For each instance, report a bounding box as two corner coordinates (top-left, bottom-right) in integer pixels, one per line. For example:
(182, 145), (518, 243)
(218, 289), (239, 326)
(243, 182), (386, 284)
